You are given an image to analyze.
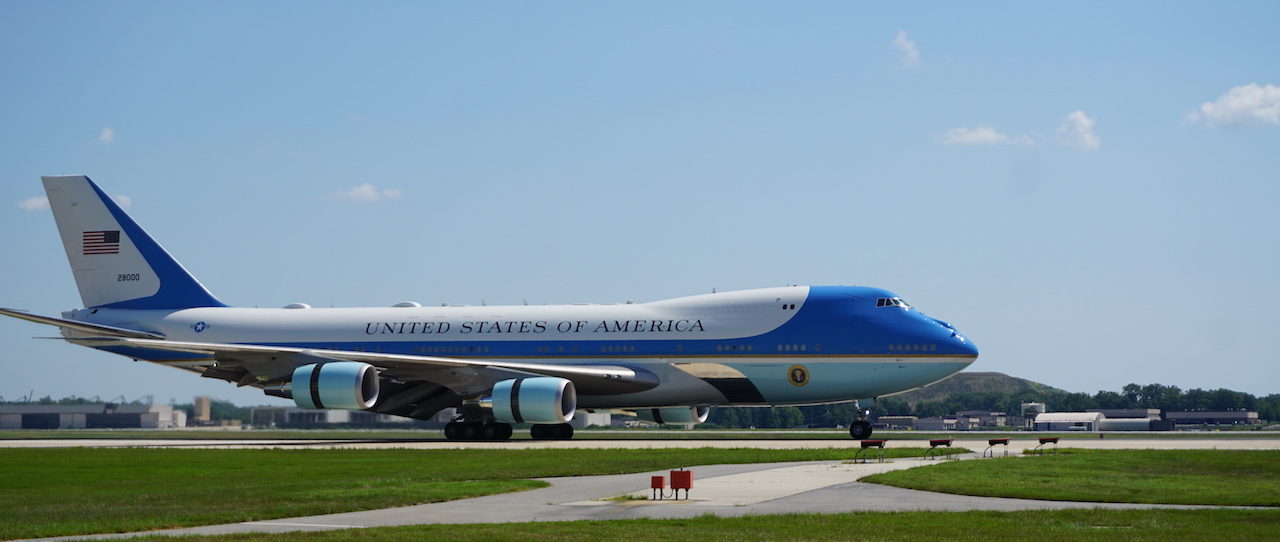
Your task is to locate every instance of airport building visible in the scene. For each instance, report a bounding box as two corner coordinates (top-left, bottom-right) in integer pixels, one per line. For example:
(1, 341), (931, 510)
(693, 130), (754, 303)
(1165, 411), (1260, 426)
(249, 406), (418, 427)
(874, 415), (917, 430)
(570, 410), (613, 428)
(193, 396), (212, 424)
(914, 416), (981, 431)
(1089, 408), (1160, 419)
(954, 410), (1008, 427)
(1032, 412), (1104, 431)
(1088, 408), (1167, 431)
(0, 403), (186, 429)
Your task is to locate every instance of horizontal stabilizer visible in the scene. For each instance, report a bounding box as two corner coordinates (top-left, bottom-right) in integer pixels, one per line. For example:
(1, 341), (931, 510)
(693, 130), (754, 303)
(0, 308), (165, 339)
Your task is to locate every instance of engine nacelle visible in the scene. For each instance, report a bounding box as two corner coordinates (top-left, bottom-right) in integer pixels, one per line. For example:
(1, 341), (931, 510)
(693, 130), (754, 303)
(292, 362), (380, 410)
(487, 377), (576, 424)
(636, 406), (710, 425)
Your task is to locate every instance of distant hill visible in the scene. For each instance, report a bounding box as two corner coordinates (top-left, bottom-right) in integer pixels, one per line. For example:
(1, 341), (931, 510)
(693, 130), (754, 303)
(887, 371), (1066, 405)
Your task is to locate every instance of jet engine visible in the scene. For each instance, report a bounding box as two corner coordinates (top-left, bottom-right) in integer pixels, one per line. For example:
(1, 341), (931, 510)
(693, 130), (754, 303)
(291, 362), (380, 410)
(486, 377), (576, 424)
(635, 406), (710, 425)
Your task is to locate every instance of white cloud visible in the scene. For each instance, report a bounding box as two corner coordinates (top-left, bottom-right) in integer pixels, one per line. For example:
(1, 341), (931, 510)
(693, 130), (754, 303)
(19, 196), (49, 211)
(113, 194), (133, 208)
(942, 125), (1032, 146)
(332, 183), (402, 202)
(893, 30), (920, 67)
(1057, 110), (1100, 150)
(98, 126), (116, 144)
(1187, 83), (1280, 126)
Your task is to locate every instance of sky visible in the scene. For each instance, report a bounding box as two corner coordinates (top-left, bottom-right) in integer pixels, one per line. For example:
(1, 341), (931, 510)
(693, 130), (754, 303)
(2, 2), (1278, 406)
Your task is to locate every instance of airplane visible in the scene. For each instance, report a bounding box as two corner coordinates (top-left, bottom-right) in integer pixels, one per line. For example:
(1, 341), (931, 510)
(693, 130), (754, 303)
(1, 175), (978, 440)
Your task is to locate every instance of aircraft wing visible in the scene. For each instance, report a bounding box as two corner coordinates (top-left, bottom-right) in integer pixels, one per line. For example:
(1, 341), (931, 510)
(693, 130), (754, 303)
(2, 309), (660, 420)
(71, 336), (660, 396)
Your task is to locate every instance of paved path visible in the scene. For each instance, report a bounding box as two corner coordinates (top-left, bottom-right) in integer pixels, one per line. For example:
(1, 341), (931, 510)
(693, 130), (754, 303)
(27, 455), (1238, 541)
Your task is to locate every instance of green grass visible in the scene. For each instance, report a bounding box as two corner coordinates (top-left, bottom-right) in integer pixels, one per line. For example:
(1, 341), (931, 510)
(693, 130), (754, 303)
(133, 509), (1280, 542)
(0, 447), (951, 540)
(862, 449), (1280, 506)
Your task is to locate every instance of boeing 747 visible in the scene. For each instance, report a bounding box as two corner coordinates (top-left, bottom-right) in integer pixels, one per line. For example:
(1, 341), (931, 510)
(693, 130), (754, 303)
(1, 175), (978, 440)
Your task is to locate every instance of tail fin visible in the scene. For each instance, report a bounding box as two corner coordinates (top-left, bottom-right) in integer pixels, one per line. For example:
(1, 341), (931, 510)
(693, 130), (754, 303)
(41, 175), (226, 310)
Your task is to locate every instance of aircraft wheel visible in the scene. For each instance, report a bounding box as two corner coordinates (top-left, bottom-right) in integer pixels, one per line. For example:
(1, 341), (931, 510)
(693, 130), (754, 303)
(849, 421), (873, 440)
(553, 423), (574, 440)
(530, 424), (550, 440)
(482, 422), (513, 441)
(461, 422), (482, 440)
(443, 421), (462, 440)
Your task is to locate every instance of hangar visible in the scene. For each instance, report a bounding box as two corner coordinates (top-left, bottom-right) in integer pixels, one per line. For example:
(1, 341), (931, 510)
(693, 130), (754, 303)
(1165, 411), (1261, 426)
(1033, 412), (1103, 431)
(0, 403), (186, 429)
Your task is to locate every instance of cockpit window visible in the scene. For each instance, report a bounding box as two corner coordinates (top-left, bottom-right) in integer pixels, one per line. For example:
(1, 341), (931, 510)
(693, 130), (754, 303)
(876, 297), (911, 309)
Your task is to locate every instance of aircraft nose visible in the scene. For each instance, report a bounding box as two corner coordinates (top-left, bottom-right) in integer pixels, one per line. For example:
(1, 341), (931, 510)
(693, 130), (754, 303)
(923, 315), (978, 357)
(956, 334), (979, 357)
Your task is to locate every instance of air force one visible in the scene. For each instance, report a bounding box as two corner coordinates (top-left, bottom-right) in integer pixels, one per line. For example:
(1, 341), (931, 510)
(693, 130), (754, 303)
(2, 175), (978, 440)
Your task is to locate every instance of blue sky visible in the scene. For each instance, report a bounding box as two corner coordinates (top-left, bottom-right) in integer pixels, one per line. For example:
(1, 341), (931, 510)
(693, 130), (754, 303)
(2, 2), (1278, 405)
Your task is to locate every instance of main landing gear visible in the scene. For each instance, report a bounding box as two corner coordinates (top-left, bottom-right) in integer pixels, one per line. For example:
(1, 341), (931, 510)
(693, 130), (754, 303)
(529, 423), (574, 440)
(442, 420), (575, 441)
(444, 421), (514, 441)
(848, 402), (874, 440)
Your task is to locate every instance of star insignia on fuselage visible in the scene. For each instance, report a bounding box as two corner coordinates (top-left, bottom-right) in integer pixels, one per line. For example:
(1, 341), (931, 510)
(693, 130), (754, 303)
(192, 321), (207, 333)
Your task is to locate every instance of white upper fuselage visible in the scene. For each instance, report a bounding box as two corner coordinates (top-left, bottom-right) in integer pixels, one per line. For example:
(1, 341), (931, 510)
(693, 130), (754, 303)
(68, 285), (978, 407)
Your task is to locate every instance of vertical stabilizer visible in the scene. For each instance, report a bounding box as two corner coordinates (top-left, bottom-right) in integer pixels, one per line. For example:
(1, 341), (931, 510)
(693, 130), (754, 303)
(41, 175), (226, 310)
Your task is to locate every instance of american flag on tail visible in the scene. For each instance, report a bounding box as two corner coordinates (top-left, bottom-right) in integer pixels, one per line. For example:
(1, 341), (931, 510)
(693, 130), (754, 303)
(82, 230), (121, 255)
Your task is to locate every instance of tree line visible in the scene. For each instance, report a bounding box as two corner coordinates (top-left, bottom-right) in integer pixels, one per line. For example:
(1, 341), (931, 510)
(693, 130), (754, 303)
(9, 382), (1279, 429)
(704, 383), (1280, 428)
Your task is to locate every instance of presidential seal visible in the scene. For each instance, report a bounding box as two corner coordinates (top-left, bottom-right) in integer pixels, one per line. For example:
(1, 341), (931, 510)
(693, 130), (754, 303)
(787, 364), (809, 387)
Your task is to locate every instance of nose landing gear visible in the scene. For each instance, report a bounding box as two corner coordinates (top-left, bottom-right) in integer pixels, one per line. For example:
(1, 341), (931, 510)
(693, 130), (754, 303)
(848, 403), (874, 439)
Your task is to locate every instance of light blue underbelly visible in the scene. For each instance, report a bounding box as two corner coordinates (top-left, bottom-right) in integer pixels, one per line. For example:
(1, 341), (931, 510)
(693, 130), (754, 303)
(731, 357), (972, 404)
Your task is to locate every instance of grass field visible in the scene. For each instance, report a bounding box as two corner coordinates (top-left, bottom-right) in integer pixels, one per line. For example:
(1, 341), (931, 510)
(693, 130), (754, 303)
(0, 447), (954, 540)
(861, 449), (1280, 506)
(126, 509), (1280, 542)
(6, 447), (1279, 540)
